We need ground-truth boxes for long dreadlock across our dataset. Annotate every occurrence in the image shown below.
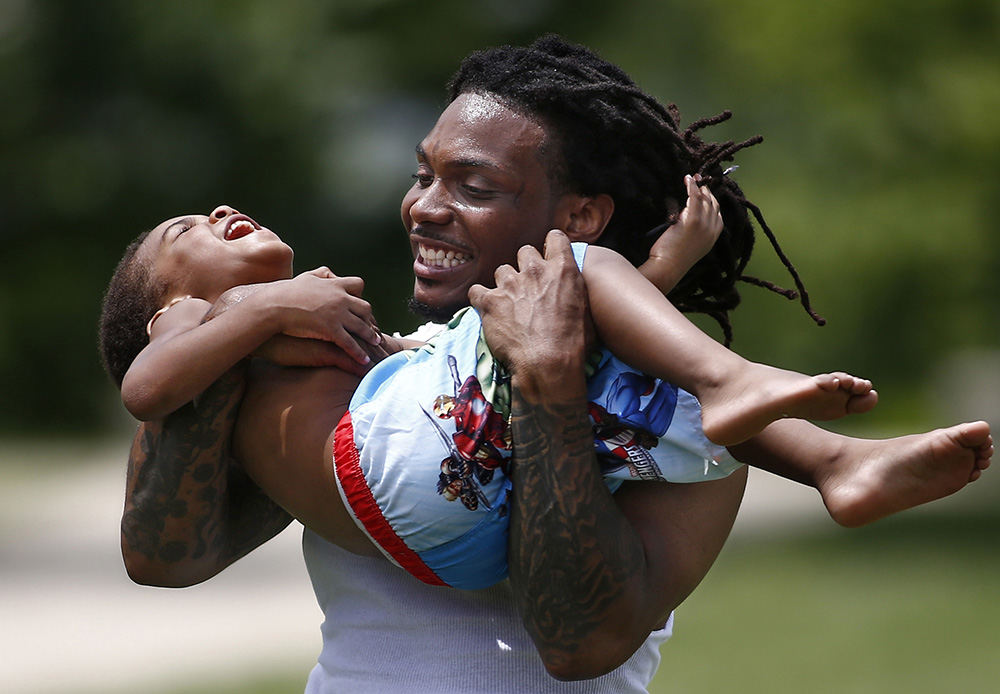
[448,34,823,344]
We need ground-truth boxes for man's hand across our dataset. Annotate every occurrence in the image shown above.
[468,230,591,402]
[470,228,746,680]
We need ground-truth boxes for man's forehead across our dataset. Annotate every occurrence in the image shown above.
[450,92,511,124]
[423,93,547,165]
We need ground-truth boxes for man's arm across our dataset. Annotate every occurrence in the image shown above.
[508,386,745,679]
[121,270,391,586]
[121,358,292,588]
[470,231,745,679]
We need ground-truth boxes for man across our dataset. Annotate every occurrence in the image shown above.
[123,36,749,692]
[121,36,989,692]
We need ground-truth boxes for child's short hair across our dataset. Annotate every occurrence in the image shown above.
[98,230,166,387]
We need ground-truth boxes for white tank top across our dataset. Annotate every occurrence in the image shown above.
[302,529,670,693]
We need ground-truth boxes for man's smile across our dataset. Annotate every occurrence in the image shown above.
[417,243,472,269]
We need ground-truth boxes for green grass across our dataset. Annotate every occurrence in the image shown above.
[652,511,1000,693]
[130,510,1000,694]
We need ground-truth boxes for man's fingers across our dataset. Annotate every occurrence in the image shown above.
[493,263,518,285]
[468,283,487,309]
[542,229,571,260]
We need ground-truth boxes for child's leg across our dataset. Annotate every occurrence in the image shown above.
[583,247,877,447]
[729,418,993,526]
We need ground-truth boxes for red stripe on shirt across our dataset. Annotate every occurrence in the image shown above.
[333,411,447,587]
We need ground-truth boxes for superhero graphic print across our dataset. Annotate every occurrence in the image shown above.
[424,355,512,511]
[588,370,677,480]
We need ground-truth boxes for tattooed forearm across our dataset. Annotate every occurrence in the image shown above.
[508,390,646,673]
[122,367,291,585]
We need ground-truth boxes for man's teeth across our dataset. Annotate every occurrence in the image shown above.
[420,244,470,268]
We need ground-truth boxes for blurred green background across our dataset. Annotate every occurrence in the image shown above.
[1,1,998,692]
[3,0,999,437]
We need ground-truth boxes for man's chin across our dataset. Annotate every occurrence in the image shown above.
[407,296,464,324]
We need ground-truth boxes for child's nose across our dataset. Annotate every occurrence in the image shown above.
[210,205,238,222]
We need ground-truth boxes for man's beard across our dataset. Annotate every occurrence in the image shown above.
[407,296,463,324]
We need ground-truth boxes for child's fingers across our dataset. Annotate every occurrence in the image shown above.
[302,268,366,298]
[337,276,366,297]
[328,326,373,365]
[330,307,381,347]
[684,175,710,213]
[307,266,336,279]
[684,173,723,233]
[350,315,383,346]
[685,174,700,200]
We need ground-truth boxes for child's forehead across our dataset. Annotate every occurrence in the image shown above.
[134,216,190,268]
[153,214,196,235]
[146,214,201,246]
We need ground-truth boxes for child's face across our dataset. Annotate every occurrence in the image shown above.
[144,205,294,304]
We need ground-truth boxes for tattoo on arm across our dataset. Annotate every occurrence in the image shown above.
[122,368,291,575]
[508,392,645,668]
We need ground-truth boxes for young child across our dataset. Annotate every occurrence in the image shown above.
[99,196,991,589]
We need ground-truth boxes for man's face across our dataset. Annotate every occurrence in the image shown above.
[401,93,570,318]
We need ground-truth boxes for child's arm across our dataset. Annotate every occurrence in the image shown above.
[638,174,722,294]
[584,244,730,386]
[583,241,877,448]
[122,268,379,421]
[240,315,424,369]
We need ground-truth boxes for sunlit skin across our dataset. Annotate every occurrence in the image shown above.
[129,110,992,561]
[114,40,996,687]
[401,93,584,320]
[122,204,380,423]
[142,205,294,307]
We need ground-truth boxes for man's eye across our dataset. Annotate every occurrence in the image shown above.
[462,184,494,198]
[411,173,433,187]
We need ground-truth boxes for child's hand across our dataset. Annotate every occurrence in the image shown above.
[641,174,723,294]
[265,267,383,366]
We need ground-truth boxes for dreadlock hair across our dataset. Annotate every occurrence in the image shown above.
[98,229,166,387]
[448,34,824,344]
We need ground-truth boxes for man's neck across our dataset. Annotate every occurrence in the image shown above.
[407,296,466,324]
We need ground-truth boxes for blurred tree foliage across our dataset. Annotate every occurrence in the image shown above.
[1,0,997,435]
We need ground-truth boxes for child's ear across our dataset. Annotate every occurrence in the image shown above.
[558,194,615,244]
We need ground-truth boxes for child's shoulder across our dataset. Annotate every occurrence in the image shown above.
[146,296,212,338]
[577,244,631,275]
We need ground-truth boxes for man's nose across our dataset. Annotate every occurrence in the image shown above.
[210,205,238,222]
[407,182,452,225]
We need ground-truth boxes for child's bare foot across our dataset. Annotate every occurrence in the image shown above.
[818,420,993,527]
[699,365,878,447]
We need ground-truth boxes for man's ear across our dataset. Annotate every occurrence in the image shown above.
[558,194,615,244]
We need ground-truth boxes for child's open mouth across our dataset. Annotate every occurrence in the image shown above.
[224,216,259,240]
